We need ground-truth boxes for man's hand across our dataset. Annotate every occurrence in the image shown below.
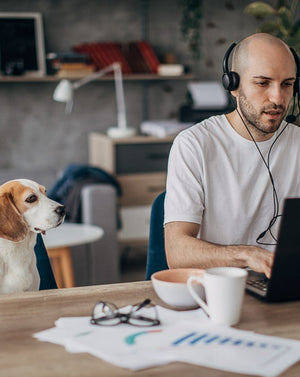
[243,246,275,278]
[165,222,275,278]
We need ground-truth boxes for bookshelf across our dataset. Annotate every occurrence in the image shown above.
[0,73,193,83]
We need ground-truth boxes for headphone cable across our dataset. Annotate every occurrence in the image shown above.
[235,107,289,245]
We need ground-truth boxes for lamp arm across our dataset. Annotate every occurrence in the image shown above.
[113,63,127,130]
[72,63,117,90]
[72,62,127,130]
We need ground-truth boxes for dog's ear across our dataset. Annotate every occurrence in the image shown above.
[0,192,28,242]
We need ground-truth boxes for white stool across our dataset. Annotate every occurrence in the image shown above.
[43,223,103,288]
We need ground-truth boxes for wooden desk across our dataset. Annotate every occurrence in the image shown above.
[1,282,299,377]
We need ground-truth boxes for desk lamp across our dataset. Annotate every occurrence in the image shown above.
[53,62,136,138]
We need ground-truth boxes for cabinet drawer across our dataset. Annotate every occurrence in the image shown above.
[118,173,166,206]
[115,142,172,174]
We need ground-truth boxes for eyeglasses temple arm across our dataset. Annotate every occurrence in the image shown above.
[133,298,151,312]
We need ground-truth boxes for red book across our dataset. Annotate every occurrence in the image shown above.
[119,42,151,73]
[73,42,132,74]
[137,41,160,73]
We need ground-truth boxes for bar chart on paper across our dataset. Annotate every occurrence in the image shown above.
[128,325,300,376]
[171,331,283,350]
[125,329,288,353]
[168,329,292,367]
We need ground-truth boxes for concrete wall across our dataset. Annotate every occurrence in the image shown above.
[0,0,269,170]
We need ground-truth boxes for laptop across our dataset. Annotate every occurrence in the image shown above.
[246,198,300,302]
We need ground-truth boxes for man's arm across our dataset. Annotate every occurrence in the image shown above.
[164,221,274,278]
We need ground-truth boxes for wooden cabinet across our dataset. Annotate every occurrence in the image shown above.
[88,133,174,243]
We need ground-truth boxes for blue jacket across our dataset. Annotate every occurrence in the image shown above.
[47,164,122,224]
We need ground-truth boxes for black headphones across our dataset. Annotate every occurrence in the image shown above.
[222,43,239,91]
[222,42,300,97]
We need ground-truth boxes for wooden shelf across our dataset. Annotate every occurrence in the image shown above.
[0,73,194,83]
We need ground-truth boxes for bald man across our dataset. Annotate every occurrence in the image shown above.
[164,33,300,278]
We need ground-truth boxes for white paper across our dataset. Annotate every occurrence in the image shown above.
[33,306,300,375]
[140,119,192,138]
[187,81,228,109]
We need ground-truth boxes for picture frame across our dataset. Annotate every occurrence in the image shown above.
[0,12,46,77]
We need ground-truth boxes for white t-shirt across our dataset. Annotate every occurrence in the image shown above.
[164,115,300,251]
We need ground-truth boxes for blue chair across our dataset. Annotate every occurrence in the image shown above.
[35,234,57,289]
[145,192,169,280]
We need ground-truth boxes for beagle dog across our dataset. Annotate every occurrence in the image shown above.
[0,179,65,294]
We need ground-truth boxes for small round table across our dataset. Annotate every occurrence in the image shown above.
[43,223,104,288]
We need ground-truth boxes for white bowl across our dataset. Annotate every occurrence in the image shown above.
[151,268,205,309]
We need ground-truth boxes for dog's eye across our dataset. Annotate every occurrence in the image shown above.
[25,194,38,203]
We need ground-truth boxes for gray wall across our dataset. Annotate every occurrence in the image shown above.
[0,0,269,171]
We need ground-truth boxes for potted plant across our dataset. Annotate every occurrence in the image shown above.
[178,0,203,60]
[244,1,300,54]
[245,1,300,125]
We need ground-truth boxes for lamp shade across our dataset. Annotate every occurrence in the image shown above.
[53,79,74,103]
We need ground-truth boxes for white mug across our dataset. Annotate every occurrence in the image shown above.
[187,267,248,326]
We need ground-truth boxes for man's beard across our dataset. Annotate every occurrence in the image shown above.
[238,90,286,137]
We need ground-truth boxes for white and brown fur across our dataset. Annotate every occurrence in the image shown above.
[0,179,65,294]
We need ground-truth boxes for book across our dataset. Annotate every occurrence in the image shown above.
[137,41,160,73]
[118,42,151,73]
[157,64,184,76]
[56,68,96,78]
[73,42,132,74]
[58,62,96,70]
[72,41,161,74]
[47,51,90,63]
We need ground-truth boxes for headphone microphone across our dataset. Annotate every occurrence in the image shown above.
[286,113,297,124]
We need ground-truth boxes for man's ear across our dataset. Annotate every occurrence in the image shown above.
[230,89,239,100]
[0,192,28,242]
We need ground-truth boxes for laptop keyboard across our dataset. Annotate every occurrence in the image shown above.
[247,278,269,291]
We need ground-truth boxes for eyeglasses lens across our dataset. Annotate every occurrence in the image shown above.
[128,301,160,326]
[92,302,120,325]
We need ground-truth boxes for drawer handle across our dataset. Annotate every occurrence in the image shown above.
[147,185,166,193]
[146,153,169,160]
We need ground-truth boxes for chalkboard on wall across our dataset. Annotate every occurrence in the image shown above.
[0,12,46,76]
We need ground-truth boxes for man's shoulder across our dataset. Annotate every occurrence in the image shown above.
[288,122,300,132]
[284,122,300,139]
[176,114,226,139]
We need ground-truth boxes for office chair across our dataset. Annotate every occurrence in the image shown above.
[145,191,169,280]
[35,234,57,289]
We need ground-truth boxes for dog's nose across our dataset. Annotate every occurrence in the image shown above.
[55,205,66,217]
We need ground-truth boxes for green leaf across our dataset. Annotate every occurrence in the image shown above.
[278,6,292,30]
[244,2,276,17]
[285,31,300,55]
[257,20,281,33]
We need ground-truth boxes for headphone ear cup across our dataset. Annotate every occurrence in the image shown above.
[222,73,231,91]
[222,71,240,91]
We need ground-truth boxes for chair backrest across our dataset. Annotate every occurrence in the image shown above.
[145,192,168,280]
[35,234,57,289]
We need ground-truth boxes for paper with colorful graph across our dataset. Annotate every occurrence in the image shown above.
[33,305,300,376]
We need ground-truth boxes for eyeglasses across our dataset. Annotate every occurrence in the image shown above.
[90,298,160,327]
